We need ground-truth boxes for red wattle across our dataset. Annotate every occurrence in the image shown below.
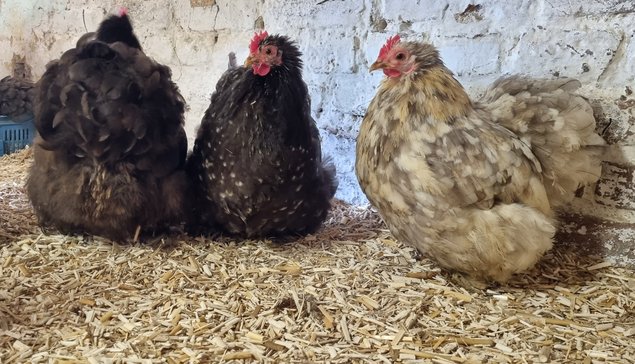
[253,63,271,76]
[383,68,401,78]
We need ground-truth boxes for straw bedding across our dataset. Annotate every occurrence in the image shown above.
[1,148,634,363]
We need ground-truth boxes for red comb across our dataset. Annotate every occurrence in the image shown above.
[118,7,128,16]
[249,31,269,54]
[378,35,401,60]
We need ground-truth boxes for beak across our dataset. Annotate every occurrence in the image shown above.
[369,60,386,72]
[244,54,254,67]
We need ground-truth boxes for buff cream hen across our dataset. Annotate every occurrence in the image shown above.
[356,35,605,282]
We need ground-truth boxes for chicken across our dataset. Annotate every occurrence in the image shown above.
[227,52,238,69]
[27,9,188,242]
[186,31,337,238]
[0,76,35,119]
[479,77,605,207]
[356,35,606,282]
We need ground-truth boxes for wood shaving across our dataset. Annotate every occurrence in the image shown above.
[1,149,634,363]
[0,147,38,243]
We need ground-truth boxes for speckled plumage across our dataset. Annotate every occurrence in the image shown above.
[186,34,337,238]
[27,12,188,241]
[356,39,605,282]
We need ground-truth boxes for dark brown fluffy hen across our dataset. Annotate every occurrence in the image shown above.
[27,10,188,242]
[186,32,337,238]
[0,76,35,119]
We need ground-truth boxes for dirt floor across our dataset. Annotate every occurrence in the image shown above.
[1,148,634,363]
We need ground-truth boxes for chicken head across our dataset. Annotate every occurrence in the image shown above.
[245,31,283,76]
[370,35,443,78]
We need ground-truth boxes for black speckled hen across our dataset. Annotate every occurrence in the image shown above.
[27,9,188,242]
[186,31,337,238]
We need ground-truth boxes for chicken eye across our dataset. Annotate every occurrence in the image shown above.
[395,52,405,61]
[265,48,272,55]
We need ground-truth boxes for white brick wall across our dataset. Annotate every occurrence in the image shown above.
[1,0,633,224]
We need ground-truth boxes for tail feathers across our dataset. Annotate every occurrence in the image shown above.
[96,12,142,50]
[228,52,238,69]
[480,76,606,206]
[430,204,555,282]
[321,155,338,199]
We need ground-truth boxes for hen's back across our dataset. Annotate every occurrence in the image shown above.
[35,40,185,171]
[480,76,606,206]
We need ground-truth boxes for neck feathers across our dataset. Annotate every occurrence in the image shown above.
[379,65,472,124]
[417,66,472,122]
[382,64,472,123]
